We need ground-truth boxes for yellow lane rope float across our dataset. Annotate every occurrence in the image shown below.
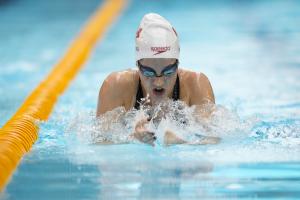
[0,0,127,190]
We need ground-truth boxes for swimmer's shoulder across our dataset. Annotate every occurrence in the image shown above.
[100,68,139,96]
[98,69,139,113]
[179,68,210,85]
[178,68,214,104]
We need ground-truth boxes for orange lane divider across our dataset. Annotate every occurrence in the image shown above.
[0,0,127,190]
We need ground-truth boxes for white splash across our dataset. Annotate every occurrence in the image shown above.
[37,100,300,165]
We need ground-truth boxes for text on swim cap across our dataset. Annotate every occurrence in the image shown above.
[151,46,171,55]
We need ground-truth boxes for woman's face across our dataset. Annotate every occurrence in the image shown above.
[138,58,178,105]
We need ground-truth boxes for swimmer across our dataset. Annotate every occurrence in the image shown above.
[96,13,219,146]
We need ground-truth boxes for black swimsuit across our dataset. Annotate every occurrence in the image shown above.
[134,75,180,110]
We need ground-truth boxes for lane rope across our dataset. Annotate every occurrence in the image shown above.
[0,0,127,190]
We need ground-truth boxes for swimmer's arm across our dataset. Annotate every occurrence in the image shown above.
[188,73,221,142]
[162,73,219,146]
[95,73,129,145]
[190,72,216,119]
[96,74,155,145]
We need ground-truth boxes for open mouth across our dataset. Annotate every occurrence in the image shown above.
[153,88,165,96]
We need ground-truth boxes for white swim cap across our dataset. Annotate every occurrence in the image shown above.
[135,13,180,61]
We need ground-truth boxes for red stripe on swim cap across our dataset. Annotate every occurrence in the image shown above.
[136,28,142,38]
[172,27,177,36]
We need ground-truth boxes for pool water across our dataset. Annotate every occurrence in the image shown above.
[1,0,300,199]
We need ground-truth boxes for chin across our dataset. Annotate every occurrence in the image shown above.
[150,95,168,105]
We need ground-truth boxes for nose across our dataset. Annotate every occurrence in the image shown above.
[153,76,164,87]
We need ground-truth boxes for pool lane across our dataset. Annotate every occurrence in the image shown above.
[0,0,100,127]
[3,0,300,199]
[0,0,127,191]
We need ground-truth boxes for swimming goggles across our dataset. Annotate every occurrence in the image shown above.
[138,60,178,78]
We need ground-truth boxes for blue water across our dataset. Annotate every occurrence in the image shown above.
[1,0,300,199]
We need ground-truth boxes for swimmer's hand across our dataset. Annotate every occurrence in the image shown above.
[164,130,186,146]
[189,134,220,145]
[133,118,156,146]
[164,130,220,146]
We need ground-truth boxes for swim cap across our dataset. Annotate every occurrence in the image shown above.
[135,13,180,61]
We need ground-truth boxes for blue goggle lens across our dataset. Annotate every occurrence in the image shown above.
[138,60,178,77]
[143,70,156,77]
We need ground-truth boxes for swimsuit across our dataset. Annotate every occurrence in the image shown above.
[134,75,180,109]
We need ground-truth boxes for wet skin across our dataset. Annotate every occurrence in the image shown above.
[97,58,216,145]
